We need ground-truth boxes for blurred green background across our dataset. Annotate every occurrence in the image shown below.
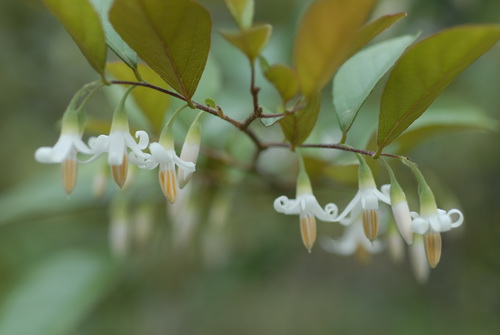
[1,0,500,334]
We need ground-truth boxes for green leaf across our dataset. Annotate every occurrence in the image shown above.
[220,24,272,62]
[279,92,321,148]
[0,250,118,335]
[347,12,407,58]
[377,25,500,153]
[43,0,107,77]
[88,0,137,71]
[333,34,418,139]
[293,0,376,97]
[264,64,299,103]
[392,104,498,154]
[107,62,171,134]
[225,0,254,30]
[110,0,212,101]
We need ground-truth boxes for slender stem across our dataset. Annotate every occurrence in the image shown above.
[264,142,404,159]
[250,62,261,117]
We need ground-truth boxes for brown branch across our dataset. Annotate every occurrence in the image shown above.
[110,80,407,160]
[263,142,405,160]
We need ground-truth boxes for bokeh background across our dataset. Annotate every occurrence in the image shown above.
[1,0,500,334]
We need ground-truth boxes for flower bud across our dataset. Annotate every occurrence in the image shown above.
[178,112,203,189]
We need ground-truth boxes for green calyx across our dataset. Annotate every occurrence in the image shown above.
[356,154,376,189]
[159,104,189,149]
[296,152,312,196]
[381,159,407,204]
[111,86,135,132]
[402,158,437,215]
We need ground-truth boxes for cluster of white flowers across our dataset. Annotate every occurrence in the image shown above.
[274,154,464,283]
[35,88,201,205]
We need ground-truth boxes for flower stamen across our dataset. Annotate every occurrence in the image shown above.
[300,215,317,253]
[111,154,128,188]
[62,158,77,195]
[424,229,442,268]
[362,209,378,242]
[159,169,178,203]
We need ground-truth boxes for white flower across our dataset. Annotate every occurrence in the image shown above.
[410,208,463,269]
[410,208,464,235]
[333,156,390,242]
[86,130,150,188]
[144,142,195,203]
[35,112,92,195]
[320,203,383,261]
[273,153,339,252]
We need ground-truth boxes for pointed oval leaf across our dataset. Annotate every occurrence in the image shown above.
[347,12,407,58]
[43,0,107,76]
[220,24,272,62]
[293,0,376,97]
[88,0,137,70]
[0,250,118,335]
[264,64,299,102]
[279,92,321,148]
[107,62,171,134]
[110,0,212,101]
[334,34,418,137]
[225,0,254,30]
[377,25,500,151]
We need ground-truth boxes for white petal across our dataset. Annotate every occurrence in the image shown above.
[333,191,362,223]
[50,134,73,162]
[35,147,55,163]
[108,132,126,165]
[135,130,150,149]
[428,215,442,232]
[373,188,391,205]
[361,188,379,210]
[273,196,301,215]
[448,209,464,228]
[173,154,196,173]
[149,142,171,163]
[380,184,391,197]
[128,151,151,168]
[436,213,452,232]
[81,135,109,164]
[412,217,429,235]
[69,134,92,155]
[125,132,147,159]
